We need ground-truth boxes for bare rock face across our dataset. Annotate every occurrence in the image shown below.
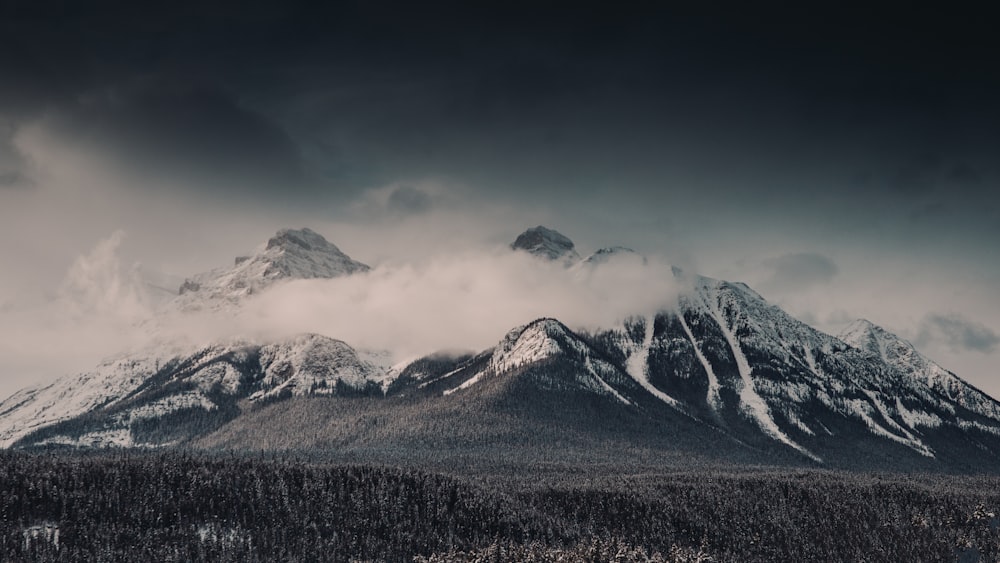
[511,226,581,264]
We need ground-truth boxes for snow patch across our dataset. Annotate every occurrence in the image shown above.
[443,370,485,396]
[584,356,632,406]
[894,398,943,430]
[120,392,218,422]
[22,523,59,551]
[625,316,681,408]
[37,428,135,448]
[677,311,721,410]
[785,411,815,436]
[840,397,935,457]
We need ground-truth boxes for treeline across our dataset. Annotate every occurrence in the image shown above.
[519,471,1000,562]
[2,451,1000,562]
[1,451,550,562]
[414,538,713,562]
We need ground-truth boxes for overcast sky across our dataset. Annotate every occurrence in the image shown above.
[1,2,998,398]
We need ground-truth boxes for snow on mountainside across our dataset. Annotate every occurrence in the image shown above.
[510,226,581,264]
[6,334,391,448]
[444,319,633,405]
[253,334,390,401]
[688,275,820,459]
[174,227,369,310]
[839,319,1000,421]
[679,273,1000,457]
[0,351,174,448]
[576,262,1000,462]
[681,274,940,457]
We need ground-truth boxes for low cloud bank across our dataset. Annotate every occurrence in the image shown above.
[0,232,155,393]
[229,248,676,360]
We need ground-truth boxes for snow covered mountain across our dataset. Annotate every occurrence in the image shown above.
[3,226,1000,471]
[601,272,995,463]
[3,334,390,448]
[0,227,375,447]
[175,227,369,310]
[404,265,1000,467]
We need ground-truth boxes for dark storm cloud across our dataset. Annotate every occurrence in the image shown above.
[0,1,316,201]
[761,253,838,293]
[2,0,1000,399]
[31,78,307,196]
[1,1,998,224]
[917,313,1000,354]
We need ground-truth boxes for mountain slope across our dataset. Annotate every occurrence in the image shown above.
[197,318,769,468]
[7,334,388,448]
[579,269,1000,469]
[0,352,170,448]
[839,318,1000,421]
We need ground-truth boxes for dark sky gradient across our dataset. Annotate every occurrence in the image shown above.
[1,1,998,394]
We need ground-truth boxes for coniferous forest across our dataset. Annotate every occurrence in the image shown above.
[2,450,999,562]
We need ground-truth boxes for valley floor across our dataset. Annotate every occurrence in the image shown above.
[2,450,999,562]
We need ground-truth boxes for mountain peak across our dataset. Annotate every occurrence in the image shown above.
[511,226,581,263]
[838,318,1000,420]
[838,318,929,373]
[838,318,889,355]
[265,227,331,252]
[255,227,370,280]
[176,227,369,307]
[475,318,574,376]
[846,317,879,331]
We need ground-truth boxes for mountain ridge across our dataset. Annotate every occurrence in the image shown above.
[2,226,999,472]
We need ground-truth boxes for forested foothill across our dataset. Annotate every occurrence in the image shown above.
[2,450,999,562]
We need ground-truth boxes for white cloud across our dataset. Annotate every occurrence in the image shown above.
[0,232,154,394]
[172,249,680,362]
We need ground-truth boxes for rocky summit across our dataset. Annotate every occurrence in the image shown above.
[174,227,369,310]
[510,225,581,264]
